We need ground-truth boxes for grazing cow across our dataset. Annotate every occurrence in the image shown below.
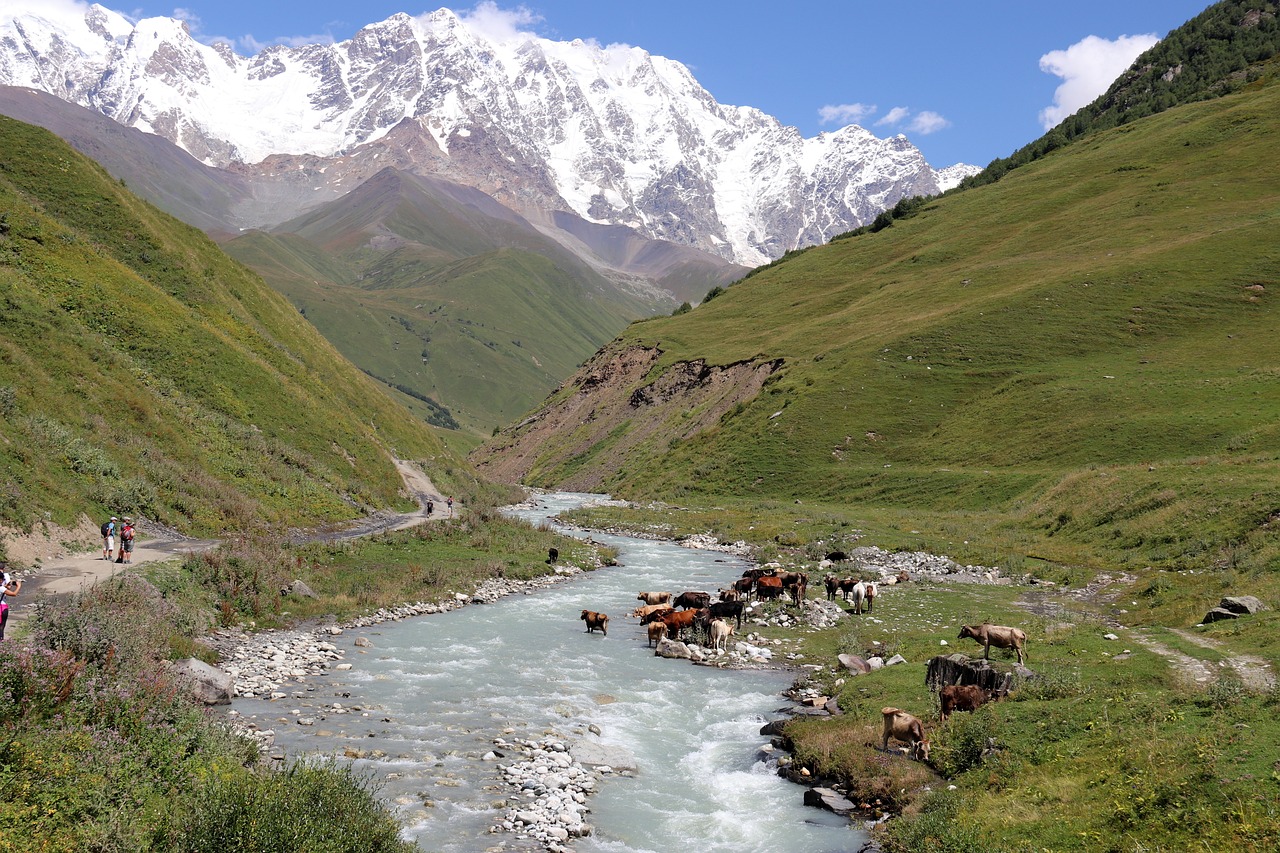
[646,620,668,648]
[786,575,808,607]
[547,547,559,564]
[848,580,867,614]
[633,603,673,621]
[732,576,755,597]
[659,609,699,642]
[637,591,672,606]
[881,707,930,761]
[580,610,609,636]
[825,551,849,563]
[637,605,674,624]
[718,588,740,602]
[824,574,840,601]
[709,618,735,652]
[755,576,785,600]
[958,624,1027,664]
[708,599,744,629]
[863,582,878,613]
[837,577,858,601]
[939,684,991,721]
[673,591,711,611]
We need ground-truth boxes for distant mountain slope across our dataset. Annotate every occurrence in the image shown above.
[0,6,975,266]
[0,114,449,536]
[472,59,1280,571]
[222,168,741,433]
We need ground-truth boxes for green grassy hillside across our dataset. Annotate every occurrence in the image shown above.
[475,60,1280,574]
[0,116,453,539]
[223,169,677,435]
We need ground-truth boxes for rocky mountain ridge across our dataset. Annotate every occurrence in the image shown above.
[0,5,978,266]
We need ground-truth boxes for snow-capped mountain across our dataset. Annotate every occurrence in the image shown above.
[0,5,978,266]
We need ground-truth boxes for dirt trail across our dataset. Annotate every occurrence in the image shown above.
[5,458,452,627]
[1014,571,1275,692]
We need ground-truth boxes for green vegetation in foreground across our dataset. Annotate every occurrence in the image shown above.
[483,55,1280,577]
[0,511,601,850]
[0,116,457,538]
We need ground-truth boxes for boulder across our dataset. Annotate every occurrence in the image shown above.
[926,653,1016,698]
[838,654,870,675]
[283,579,319,599]
[1220,596,1267,615]
[655,638,692,659]
[170,658,234,705]
[569,741,637,772]
[804,786,856,816]
[1201,607,1239,624]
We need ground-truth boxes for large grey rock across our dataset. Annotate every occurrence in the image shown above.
[838,654,870,674]
[283,579,319,599]
[1201,607,1239,624]
[1220,596,1267,615]
[569,741,637,772]
[655,638,692,659]
[170,658,234,705]
[804,786,856,815]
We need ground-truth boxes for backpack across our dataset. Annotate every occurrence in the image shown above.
[122,525,134,541]
[101,521,112,536]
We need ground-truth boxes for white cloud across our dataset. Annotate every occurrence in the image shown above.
[1038,33,1160,129]
[5,0,94,25]
[457,1,541,44]
[875,106,911,128]
[818,103,876,126]
[908,110,950,135]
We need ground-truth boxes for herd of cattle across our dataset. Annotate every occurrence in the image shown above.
[578,558,1030,765]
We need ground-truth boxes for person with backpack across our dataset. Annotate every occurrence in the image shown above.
[120,517,136,564]
[101,516,117,560]
[0,565,21,641]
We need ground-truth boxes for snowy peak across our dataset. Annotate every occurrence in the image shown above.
[0,6,980,265]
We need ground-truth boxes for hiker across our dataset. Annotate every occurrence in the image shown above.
[120,517,136,564]
[0,566,20,641]
[447,496,454,516]
[426,499,434,516]
[101,516,117,560]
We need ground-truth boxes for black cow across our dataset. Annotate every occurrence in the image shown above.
[673,591,711,611]
[708,599,744,629]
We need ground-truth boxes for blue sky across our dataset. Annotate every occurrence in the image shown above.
[114,0,1214,168]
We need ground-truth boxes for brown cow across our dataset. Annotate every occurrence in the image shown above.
[939,684,990,721]
[755,576,785,600]
[660,609,699,641]
[646,620,668,648]
[637,605,675,624]
[580,610,609,636]
[863,581,878,613]
[637,591,672,606]
[673,591,712,611]
[824,574,840,601]
[732,576,755,597]
[958,624,1027,664]
[881,707,929,761]
[718,588,741,602]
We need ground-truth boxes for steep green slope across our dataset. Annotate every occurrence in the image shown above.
[474,61,1280,572]
[224,169,666,434]
[0,116,450,537]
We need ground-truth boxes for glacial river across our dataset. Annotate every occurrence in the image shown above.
[232,493,864,851]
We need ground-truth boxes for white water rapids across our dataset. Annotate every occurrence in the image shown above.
[230,493,864,851]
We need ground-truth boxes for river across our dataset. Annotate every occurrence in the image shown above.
[231,492,864,851]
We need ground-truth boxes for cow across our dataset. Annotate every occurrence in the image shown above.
[837,577,859,601]
[633,603,673,621]
[580,610,609,636]
[881,707,930,761]
[732,576,755,597]
[673,591,711,611]
[958,624,1027,664]
[659,609,699,642]
[547,547,559,564]
[636,591,672,606]
[755,576,785,600]
[825,551,849,563]
[939,684,991,721]
[863,581,878,613]
[708,599,744,629]
[848,580,867,614]
[646,620,668,648]
[709,619,735,652]
[785,575,808,607]
[637,605,675,624]
[824,574,840,601]
[718,588,741,602]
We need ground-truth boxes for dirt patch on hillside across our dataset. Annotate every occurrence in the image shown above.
[1,515,102,567]
[471,344,782,489]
